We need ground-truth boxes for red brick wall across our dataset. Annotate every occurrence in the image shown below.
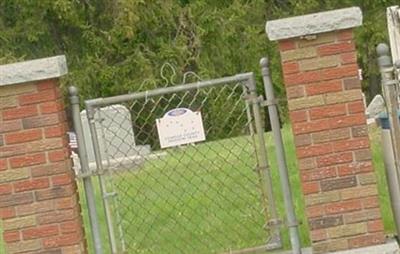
[0,79,87,253]
[278,30,385,253]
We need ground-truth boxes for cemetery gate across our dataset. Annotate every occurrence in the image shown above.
[70,62,300,254]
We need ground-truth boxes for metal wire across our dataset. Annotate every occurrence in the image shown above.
[84,71,276,253]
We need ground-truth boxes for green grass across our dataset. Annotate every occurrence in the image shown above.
[79,124,395,253]
[0,124,395,253]
[370,126,396,234]
[81,133,275,253]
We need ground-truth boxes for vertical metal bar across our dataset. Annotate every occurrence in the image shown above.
[260,58,302,254]
[97,109,126,252]
[98,114,126,252]
[85,104,118,254]
[68,86,103,254]
[377,43,400,237]
[380,125,400,236]
[115,193,127,252]
[99,175,118,253]
[243,86,255,135]
[387,6,400,66]
[246,74,282,249]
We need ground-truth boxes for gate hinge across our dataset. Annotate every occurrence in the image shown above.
[76,169,98,179]
[103,192,117,199]
[255,165,270,172]
[265,218,301,230]
[280,218,302,228]
[242,94,262,104]
[265,219,283,228]
[242,94,278,107]
[76,171,92,179]
[260,98,279,107]
[383,79,399,86]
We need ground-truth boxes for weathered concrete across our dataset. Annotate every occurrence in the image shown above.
[327,239,399,254]
[266,7,362,41]
[0,55,67,86]
[275,239,399,254]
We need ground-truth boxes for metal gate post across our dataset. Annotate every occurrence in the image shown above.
[260,58,302,254]
[246,74,282,249]
[85,103,119,254]
[377,43,400,238]
[68,86,103,254]
[96,111,127,253]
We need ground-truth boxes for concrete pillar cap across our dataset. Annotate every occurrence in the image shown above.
[0,55,68,87]
[266,7,362,41]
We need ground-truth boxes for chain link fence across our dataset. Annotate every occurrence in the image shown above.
[74,71,281,254]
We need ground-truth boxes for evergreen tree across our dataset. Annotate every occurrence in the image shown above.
[0,0,398,112]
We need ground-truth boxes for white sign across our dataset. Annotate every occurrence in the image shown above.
[156,108,206,148]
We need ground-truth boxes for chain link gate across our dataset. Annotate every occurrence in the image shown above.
[71,71,289,254]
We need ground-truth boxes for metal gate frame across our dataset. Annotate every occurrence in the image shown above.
[387,5,400,65]
[69,59,301,254]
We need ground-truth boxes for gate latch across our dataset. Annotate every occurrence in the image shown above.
[243,95,278,107]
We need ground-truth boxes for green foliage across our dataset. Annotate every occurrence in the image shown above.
[0,0,398,111]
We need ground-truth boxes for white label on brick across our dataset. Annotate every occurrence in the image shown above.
[156,108,205,148]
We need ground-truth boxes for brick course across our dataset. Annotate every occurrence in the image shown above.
[278,30,384,253]
[0,78,87,253]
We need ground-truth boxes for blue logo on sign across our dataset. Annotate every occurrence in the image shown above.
[167,108,187,117]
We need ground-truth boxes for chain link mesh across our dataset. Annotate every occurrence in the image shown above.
[88,79,272,254]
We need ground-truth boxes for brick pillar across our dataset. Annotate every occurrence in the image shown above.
[0,56,87,253]
[266,7,385,253]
